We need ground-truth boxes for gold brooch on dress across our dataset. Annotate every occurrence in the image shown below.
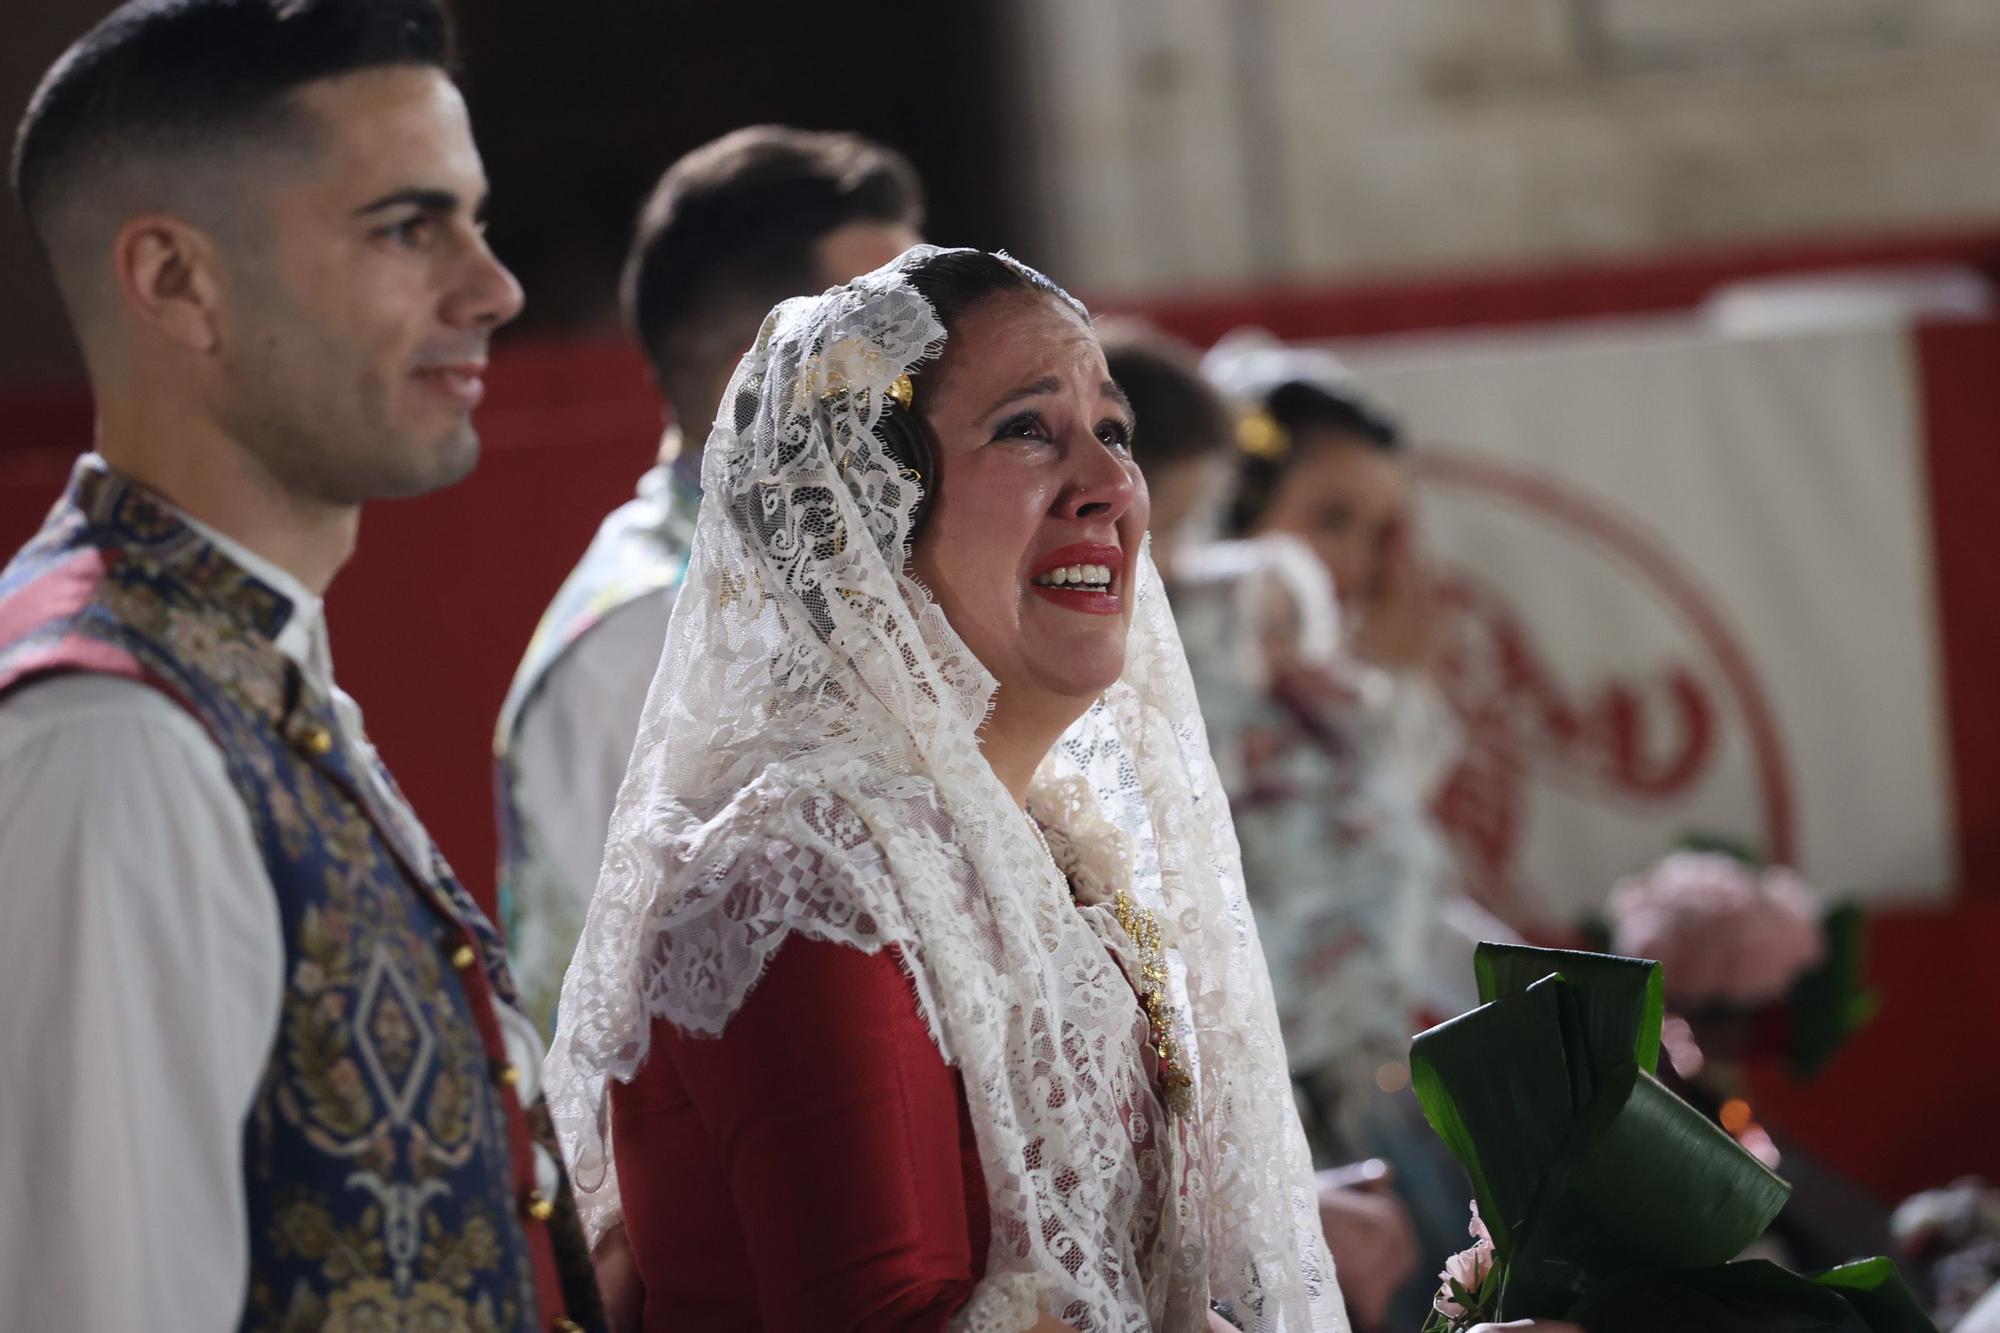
[1110,887,1196,1117]
[1027,782,1196,1119]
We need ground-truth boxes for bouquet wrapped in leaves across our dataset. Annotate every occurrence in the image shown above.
[1413,942,1933,1332]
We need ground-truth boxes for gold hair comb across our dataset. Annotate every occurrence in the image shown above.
[819,371,914,411]
[1236,409,1290,461]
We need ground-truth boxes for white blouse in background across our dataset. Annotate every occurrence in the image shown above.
[511,590,672,910]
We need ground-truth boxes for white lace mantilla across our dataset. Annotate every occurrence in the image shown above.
[543,247,1347,1332]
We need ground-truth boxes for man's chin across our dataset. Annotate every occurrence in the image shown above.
[429,424,482,490]
[372,425,481,500]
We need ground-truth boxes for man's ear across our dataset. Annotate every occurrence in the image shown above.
[112,213,228,354]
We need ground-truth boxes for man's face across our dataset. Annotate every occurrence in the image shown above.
[212,65,524,505]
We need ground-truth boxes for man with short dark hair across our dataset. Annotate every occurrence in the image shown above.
[495,125,923,1031]
[0,2,601,1327]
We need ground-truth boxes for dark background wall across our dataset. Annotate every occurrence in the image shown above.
[0,0,100,387]
[451,1,1021,333]
[0,0,1018,389]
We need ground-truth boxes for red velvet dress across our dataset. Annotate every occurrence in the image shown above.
[610,937,991,1332]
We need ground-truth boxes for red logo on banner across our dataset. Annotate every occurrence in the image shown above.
[1415,450,1795,925]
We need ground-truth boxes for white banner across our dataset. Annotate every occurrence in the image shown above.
[1337,317,1955,923]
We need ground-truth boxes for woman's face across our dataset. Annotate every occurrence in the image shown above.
[1253,427,1407,604]
[911,291,1148,717]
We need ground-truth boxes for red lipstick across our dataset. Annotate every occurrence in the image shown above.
[1028,541,1125,616]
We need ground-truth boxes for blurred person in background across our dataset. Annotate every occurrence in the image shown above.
[1104,322,1418,1328]
[1203,329,1462,825]
[495,126,923,1036]
[1107,321,1506,1329]
[0,1,602,1327]
[1201,330,1510,1012]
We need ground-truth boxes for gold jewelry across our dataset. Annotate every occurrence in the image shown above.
[1236,409,1290,461]
[1027,806,1194,1118]
[1109,886,1196,1116]
[819,370,914,411]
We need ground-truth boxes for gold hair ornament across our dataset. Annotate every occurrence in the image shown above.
[1236,409,1290,462]
[817,371,914,411]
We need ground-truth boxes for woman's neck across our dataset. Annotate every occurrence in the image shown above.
[978,689,1092,808]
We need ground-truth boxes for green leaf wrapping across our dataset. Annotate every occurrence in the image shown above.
[1569,1260,1873,1331]
[1409,978,1578,1252]
[1813,1258,1936,1331]
[1411,944,1934,1331]
[1503,1067,1790,1311]
[1565,1258,1934,1332]
[1475,943,1666,1086]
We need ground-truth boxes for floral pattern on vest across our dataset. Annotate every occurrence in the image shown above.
[0,459,602,1333]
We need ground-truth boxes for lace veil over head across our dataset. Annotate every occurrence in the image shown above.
[543,246,1346,1332]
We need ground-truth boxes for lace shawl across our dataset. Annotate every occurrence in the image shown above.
[543,247,1347,1332]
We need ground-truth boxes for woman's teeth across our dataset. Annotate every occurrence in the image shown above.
[1033,563,1114,589]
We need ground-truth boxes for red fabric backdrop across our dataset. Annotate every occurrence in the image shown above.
[4,226,1996,1203]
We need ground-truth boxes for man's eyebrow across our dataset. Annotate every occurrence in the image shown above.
[351,187,488,220]
[1103,379,1134,416]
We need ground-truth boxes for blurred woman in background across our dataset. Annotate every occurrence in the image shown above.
[1107,322,1510,1329]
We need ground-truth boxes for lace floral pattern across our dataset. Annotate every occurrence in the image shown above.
[542,248,1346,1332]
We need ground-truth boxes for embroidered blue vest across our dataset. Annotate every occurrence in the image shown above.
[0,460,601,1332]
[493,449,697,1033]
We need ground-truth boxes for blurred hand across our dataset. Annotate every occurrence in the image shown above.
[1270,658,1364,724]
[1316,1170,1419,1330]
[591,1222,643,1333]
[1315,1158,1394,1194]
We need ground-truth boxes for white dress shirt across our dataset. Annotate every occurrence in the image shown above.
[511,589,673,905]
[0,508,551,1327]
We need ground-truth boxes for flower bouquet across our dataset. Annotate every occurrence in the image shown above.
[1605,845,1877,1080]
[1413,942,1932,1332]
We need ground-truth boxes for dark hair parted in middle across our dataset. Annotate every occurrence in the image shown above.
[1227,378,1402,537]
[12,0,451,238]
[623,126,925,386]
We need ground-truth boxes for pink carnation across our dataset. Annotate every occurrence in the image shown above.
[1608,852,1825,1009]
[1434,1200,1496,1319]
